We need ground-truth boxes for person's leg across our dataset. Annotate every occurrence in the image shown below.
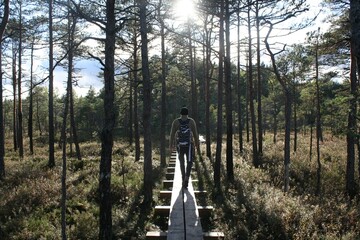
[178,146,186,182]
[184,145,194,188]
[186,144,195,175]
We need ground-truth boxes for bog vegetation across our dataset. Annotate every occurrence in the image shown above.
[0,134,359,239]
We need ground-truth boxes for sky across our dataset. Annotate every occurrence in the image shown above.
[3,0,334,100]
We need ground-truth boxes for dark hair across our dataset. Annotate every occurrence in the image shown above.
[180,107,188,115]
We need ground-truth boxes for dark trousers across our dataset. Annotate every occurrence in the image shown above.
[177,144,195,181]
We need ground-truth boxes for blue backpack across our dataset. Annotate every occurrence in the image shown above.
[178,119,191,146]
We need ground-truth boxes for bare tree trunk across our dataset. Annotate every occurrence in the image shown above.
[346,51,357,198]
[61,43,71,240]
[36,96,42,136]
[28,42,35,155]
[159,1,167,167]
[12,46,17,152]
[237,9,243,154]
[139,0,153,205]
[265,21,292,192]
[215,0,224,191]
[348,0,360,198]
[0,0,9,180]
[133,24,140,162]
[48,0,55,168]
[70,87,81,161]
[67,16,82,163]
[129,71,133,145]
[315,34,322,196]
[293,81,297,152]
[309,120,313,162]
[225,0,233,181]
[247,1,259,167]
[284,90,292,192]
[204,15,213,160]
[99,0,116,238]
[18,2,24,158]
[256,0,263,157]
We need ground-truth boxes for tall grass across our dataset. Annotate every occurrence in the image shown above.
[197,132,360,240]
[1,133,359,239]
[0,140,163,239]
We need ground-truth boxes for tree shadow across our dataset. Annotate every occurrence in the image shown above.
[113,162,166,239]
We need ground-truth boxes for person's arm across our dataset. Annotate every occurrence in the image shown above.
[169,119,178,153]
[190,119,201,155]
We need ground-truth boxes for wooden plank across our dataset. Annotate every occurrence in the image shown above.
[166,172,174,180]
[145,231,167,240]
[203,232,225,239]
[159,190,207,199]
[167,167,175,173]
[167,152,203,240]
[163,180,173,189]
[155,205,213,218]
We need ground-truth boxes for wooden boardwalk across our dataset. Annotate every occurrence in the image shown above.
[146,152,224,240]
[167,151,203,239]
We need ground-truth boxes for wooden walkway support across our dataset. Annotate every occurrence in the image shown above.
[146,152,224,239]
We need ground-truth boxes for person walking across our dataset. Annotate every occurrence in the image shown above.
[169,107,201,188]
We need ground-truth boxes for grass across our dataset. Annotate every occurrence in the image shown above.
[0,133,359,239]
[199,133,360,240]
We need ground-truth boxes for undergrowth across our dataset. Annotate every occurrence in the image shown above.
[1,133,359,239]
[196,133,360,240]
[0,140,164,240]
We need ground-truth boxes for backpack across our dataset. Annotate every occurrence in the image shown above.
[177,118,191,146]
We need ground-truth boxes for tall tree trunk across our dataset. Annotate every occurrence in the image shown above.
[28,41,35,155]
[224,0,233,181]
[0,0,9,180]
[205,17,213,160]
[70,85,81,161]
[214,0,224,191]
[129,73,133,145]
[61,53,71,240]
[293,81,297,152]
[36,96,42,136]
[265,21,292,192]
[315,35,322,196]
[99,0,116,238]
[237,8,243,154]
[346,0,359,198]
[132,21,140,162]
[346,51,357,198]
[256,0,263,156]
[273,103,277,144]
[139,0,153,205]
[68,16,82,163]
[309,120,313,162]
[48,0,55,168]
[284,90,292,192]
[247,1,259,167]
[12,46,17,152]
[159,1,166,167]
[18,2,24,158]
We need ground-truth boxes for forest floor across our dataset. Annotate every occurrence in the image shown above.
[0,133,359,239]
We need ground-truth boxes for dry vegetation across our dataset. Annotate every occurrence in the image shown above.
[0,132,359,239]
[199,132,360,239]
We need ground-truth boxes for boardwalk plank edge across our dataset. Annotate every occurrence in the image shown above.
[155,205,214,217]
[145,231,225,239]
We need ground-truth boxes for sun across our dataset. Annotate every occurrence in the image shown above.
[173,0,197,22]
